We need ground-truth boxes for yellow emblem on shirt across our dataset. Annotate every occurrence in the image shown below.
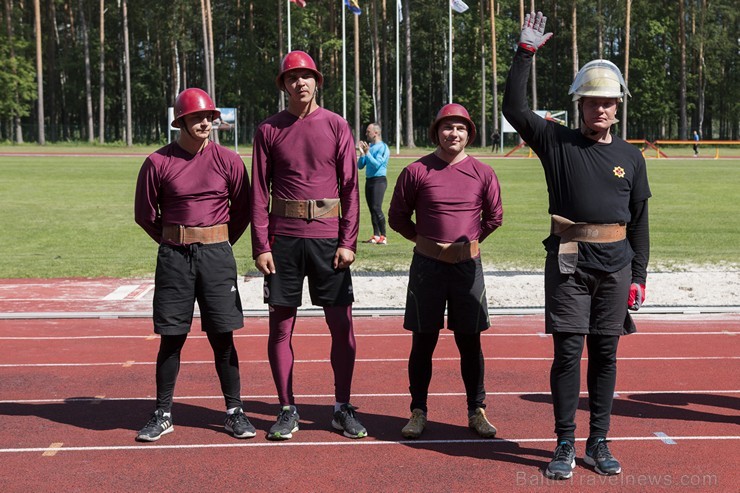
[613,166,625,178]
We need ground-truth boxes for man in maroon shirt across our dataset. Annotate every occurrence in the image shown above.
[251,51,365,440]
[134,88,253,442]
[388,103,503,440]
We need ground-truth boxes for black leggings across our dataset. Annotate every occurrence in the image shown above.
[365,176,387,237]
[550,332,620,442]
[155,332,243,412]
[408,331,486,414]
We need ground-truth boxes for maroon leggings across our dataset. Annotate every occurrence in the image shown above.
[268,305,356,405]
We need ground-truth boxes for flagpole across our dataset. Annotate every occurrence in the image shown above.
[287,0,291,52]
[396,0,400,154]
[448,1,453,103]
[342,0,347,119]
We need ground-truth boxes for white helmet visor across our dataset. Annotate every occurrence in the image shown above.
[569,60,631,101]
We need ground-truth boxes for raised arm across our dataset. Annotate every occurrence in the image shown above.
[502,12,553,143]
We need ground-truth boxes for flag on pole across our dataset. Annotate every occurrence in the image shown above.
[450,0,468,13]
[345,0,361,15]
[398,0,403,22]
[290,0,306,7]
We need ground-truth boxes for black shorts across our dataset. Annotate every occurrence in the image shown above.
[544,255,631,336]
[403,253,490,334]
[153,242,244,335]
[264,235,354,307]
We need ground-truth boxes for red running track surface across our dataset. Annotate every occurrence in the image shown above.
[1,310,739,492]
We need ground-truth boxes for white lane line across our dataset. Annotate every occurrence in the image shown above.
[102,285,140,301]
[133,284,155,300]
[654,432,677,444]
[2,355,739,368]
[2,435,739,454]
[3,389,739,405]
[41,442,64,456]
[0,331,737,341]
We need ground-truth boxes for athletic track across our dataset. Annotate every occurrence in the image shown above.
[0,278,738,492]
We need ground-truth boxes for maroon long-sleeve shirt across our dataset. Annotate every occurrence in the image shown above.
[388,153,503,245]
[134,141,250,245]
[250,107,360,258]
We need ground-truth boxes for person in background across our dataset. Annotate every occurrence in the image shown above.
[389,103,503,441]
[503,12,651,480]
[491,129,501,153]
[134,87,254,442]
[693,130,700,157]
[251,50,367,441]
[358,123,390,245]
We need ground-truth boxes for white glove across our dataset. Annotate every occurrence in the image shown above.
[519,11,553,53]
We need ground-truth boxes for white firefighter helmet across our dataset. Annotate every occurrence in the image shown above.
[569,59,631,102]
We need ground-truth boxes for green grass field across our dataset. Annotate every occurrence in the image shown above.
[1,145,738,278]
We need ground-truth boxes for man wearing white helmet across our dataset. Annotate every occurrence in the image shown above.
[503,12,651,480]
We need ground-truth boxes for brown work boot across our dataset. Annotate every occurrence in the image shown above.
[401,408,427,439]
[468,408,497,438]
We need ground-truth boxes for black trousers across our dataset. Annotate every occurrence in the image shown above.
[408,331,486,414]
[550,332,620,442]
[365,176,387,237]
[155,331,243,412]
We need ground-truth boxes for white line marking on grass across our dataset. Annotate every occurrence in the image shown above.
[102,285,140,300]
[654,432,677,444]
[2,435,739,454]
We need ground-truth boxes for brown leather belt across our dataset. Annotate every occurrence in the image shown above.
[271,197,340,219]
[551,215,626,274]
[161,224,229,245]
[414,235,479,264]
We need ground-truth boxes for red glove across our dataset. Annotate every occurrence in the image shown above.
[628,283,646,311]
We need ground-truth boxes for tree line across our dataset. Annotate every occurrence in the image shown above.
[1,0,737,147]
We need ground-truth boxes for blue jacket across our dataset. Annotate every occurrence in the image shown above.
[358,141,390,178]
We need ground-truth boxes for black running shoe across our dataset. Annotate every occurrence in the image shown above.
[584,438,622,475]
[545,440,576,480]
[224,408,257,439]
[267,405,299,440]
[136,409,174,442]
[331,403,368,438]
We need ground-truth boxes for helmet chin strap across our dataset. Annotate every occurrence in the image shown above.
[180,120,195,139]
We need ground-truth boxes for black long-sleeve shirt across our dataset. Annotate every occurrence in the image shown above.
[503,48,650,283]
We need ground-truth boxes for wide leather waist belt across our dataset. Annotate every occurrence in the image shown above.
[161,224,229,245]
[271,197,340,219]
[551,214,627,274]
[414,235,479,264]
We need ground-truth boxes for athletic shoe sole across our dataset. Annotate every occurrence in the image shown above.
[135,425,174,442]
[331,419,367,439]
[225,424,256,439]
[267,425,298,441]
[544,459,575,480]
[583,455,622,475]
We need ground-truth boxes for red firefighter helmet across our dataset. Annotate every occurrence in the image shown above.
[428,103,476,145]
[171,88,220,128]
[275,50,324,90]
